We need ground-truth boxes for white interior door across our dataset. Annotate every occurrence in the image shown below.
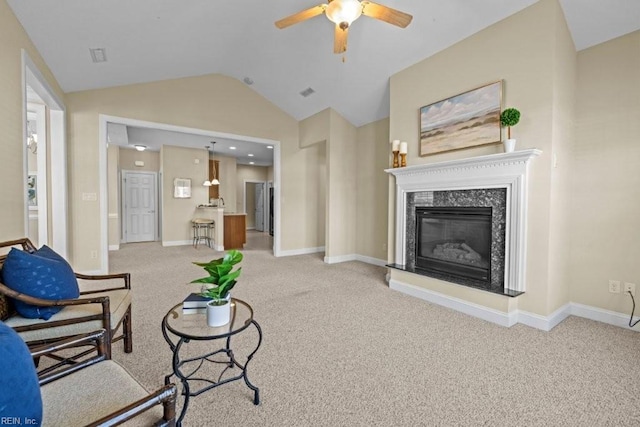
[255,183,265,232]
[123,171,157,243]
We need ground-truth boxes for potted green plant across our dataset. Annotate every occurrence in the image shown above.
[190,250,243,326]
[500,107,521,153]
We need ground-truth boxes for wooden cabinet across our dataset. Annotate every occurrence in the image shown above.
[224,214,246,249]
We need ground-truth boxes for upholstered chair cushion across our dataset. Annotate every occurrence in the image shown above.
[41,360,162,427]
[5,288,131,342]
[0,321,43,423]
[2,247,80,320]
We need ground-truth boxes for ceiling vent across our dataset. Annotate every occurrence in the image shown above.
[299,87,315,97]
[89,48,107,63]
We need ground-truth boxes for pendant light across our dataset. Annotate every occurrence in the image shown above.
[203,142,220,186]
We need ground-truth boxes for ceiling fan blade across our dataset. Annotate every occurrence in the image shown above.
[334,24,348,54]
[361,1,413,28]
[275,5,327,29]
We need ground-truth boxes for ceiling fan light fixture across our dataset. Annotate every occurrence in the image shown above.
[326,0,362,26]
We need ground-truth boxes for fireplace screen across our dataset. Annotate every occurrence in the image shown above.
[416,207,492,282]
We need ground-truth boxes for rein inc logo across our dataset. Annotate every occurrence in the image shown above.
[0,418,37,425]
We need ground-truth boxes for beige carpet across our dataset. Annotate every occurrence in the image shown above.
[109,232,640,426]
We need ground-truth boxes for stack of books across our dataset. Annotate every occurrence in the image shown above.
[182,293,212,314]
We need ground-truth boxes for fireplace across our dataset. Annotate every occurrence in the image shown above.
[386,150,541,296]
[416,207,492,283]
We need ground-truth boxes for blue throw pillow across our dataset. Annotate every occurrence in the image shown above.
[2,247,79,320]
[0,321,43,423]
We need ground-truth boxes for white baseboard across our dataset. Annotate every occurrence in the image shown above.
[324,254,357,264]
[277,246,325,257]
[389,279,638,332]
[517,304,571,331]
[390,279,517,327]
[571,302,640,331]
[354,254,388,267]
[108,245,120,251]
[162,240,192,247]
[323,253,387,267]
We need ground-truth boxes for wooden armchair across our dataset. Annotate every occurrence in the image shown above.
[35,329,176,426]
[0,238,132,360]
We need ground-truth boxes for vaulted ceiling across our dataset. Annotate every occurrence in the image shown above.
[8,0,640,127]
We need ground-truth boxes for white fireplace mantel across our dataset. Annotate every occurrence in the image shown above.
[386,149,542,293]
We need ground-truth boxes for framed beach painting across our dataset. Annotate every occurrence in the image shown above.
[419,81,502,156]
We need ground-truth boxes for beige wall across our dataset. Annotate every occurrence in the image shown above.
[356,118,390,261]
[546,4,577,313]
[326,109,357,259]
[300,109,330,148]
[0,0,64,241]
[388,0,569,316]
[571,30,640,322]
[160,145,208,243]
[119,147,160,172]
[107,145,120,247]
[299,112,329,250]
[66,74,301,269]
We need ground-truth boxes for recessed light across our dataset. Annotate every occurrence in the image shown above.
[229,146,236,150]
[267,145,273,149]
[249,162,255,165]
[248,154,254,157]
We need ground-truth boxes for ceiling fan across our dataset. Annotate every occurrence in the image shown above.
[275,0,412,54]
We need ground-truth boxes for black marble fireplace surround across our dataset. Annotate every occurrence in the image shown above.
[392,188,518,295]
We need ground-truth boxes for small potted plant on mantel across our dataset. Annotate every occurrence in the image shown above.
[190,250,243,327]
[500,107,521,153]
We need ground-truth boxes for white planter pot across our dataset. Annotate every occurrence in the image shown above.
[503,138,516,153]
[206,299,231,327]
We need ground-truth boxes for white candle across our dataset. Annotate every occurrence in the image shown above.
[399,141,408,154]
[392,139,400,151]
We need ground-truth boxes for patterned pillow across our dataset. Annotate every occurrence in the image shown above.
[2,247,79,320]
[0,320,43,423]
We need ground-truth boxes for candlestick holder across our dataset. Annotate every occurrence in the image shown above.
[392,150,400,168]
[400,153,407,167]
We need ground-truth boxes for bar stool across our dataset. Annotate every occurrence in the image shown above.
[192,218,215,248]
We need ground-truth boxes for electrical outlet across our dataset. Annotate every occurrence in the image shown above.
[90,250,98,259]
[609,280,621,294]
[624,282,636,296]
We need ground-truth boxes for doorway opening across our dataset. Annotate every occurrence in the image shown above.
[244,181,267,232]
[99,115,282,273]
[22,50,67,257]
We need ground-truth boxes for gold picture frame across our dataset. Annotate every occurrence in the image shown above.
[419,81,502,156]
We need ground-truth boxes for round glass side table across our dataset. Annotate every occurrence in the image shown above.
[161,298,262,426]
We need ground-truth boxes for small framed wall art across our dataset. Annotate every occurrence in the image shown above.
[419,80,502,156]
[173,178,191,198]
